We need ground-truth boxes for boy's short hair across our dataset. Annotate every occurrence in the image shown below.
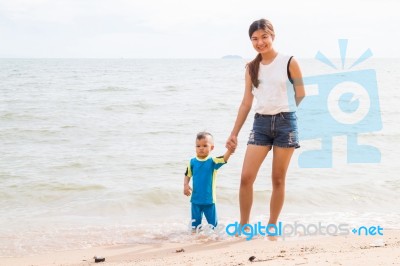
[196,131,214,143]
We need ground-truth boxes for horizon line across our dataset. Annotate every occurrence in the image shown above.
[0,56,398,60]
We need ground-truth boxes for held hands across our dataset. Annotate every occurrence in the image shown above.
[184,184,192,196]
[226,135,238,153]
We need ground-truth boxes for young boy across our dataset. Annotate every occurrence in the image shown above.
[184,131,233,231]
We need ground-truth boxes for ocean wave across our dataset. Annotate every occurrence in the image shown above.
[102,101,154,111]
[163,85,179,91]
[102,101,153,112]
[0,182,106,202]
[25,182,106,192]
[0,112,40,121]
[2,128,61,135]
[88,86,130,92]
[284,181,400,212]
[131,188,180,205]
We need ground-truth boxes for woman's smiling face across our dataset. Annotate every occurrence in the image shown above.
[250,29,274,54]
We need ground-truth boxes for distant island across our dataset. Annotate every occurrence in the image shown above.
[221,55,243,59]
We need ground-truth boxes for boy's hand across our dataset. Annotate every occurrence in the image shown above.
[184,184,192,196]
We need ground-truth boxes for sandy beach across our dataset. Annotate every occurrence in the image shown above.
[2,229,399,266]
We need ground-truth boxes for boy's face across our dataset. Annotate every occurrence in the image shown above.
[195,137,214,159]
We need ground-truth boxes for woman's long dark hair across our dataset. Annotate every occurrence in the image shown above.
[247,19,275,88]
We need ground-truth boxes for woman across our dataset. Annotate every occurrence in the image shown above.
[226,18,305,232]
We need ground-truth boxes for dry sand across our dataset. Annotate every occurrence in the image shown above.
[2,230,400,265]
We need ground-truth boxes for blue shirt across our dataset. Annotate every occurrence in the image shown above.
[185,156,226,205]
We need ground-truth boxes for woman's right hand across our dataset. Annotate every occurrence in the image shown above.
[226,135,238,153]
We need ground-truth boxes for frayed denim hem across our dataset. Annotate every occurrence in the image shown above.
[273,143,301,149]
[247,141,272,146]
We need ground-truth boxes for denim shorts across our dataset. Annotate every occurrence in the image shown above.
[247,112,300,148]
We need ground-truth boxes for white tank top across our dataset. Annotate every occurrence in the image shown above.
[252,53,297,115]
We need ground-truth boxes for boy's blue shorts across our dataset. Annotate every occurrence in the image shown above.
[191,203,217,229]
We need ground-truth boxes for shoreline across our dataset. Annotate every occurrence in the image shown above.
[2,230,399,266]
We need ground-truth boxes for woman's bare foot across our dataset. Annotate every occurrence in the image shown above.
[267,235,278,241]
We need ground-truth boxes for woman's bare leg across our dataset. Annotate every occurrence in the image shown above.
[239,144,271,226]
[268,146,295,226]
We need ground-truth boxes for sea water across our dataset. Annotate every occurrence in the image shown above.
[0,58,399,256]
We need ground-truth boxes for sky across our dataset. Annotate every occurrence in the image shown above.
[0,0,399,58]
